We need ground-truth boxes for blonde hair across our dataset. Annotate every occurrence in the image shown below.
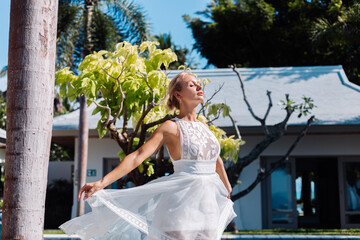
[167,72,192,110]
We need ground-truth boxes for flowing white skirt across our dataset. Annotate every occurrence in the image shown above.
[60,160,236,240]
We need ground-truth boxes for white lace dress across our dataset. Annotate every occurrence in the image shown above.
[60,118,236,240]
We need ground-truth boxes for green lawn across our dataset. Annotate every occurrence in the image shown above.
[45,228,360,235]
[44,229,65,234]
[224,228,360,235]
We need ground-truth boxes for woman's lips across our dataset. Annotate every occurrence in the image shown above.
[197,92,203,96]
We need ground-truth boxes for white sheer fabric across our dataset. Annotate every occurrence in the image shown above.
[175,118,220,161]
[60,118,236,240]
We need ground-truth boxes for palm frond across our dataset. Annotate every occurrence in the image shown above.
[90,8,121,52]
[342,3,360,42]
[56,0,83,70]
[104,0,150,44]
[153,33,173,50]
[0,66,7,78]
[311,3,360,47]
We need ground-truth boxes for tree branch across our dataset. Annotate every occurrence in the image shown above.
[107,123,128,152]
[98,57,127,126]
[262,90,273,134]
[93,100,111,128]
[137,114,176,149]
[122,102,128,139]
[263,90,273,121]
[227,107,294,186]
[111,81,125,124]
[142,72,156,104]
[230,116,315,201]
[197,83,224,118]
[207,105,224,125]
[231,65,262,123]
[144,113,176,129]
[229,113,241,139]
[154,71,170,106]
[128,103,154,153]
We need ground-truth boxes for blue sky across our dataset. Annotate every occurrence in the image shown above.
[0,0,211,90]
[134,0,210,67]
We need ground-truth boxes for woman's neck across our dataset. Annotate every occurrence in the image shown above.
[177,107,198,122]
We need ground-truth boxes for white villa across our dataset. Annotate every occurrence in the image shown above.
[52,65,360,230]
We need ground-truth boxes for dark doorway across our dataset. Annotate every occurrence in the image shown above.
[295,157,340,228]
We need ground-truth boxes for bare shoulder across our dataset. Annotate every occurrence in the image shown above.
[200,121,210,129]
[155,119,178,136]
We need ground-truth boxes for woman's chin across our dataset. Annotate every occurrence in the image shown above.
[197,97,204,103]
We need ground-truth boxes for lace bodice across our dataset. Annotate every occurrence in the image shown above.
[173,118,220,161]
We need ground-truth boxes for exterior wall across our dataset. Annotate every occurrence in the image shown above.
[72,137,121,217]
[232,132,360,230]
[232,158,262,230]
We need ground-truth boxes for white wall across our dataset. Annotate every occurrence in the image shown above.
[232,158,262,230]
[72,137,121,217]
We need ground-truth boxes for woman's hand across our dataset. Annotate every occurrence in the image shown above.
[227,187,232,199]
[78,181,105,201]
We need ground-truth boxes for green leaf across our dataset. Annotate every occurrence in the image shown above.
[146,165,154,176]
[91,80,96,97]
[222,105,230,117]
[96,120,108,139]
[60,84,67,98]
[81,77,90,88]
[117,150,126,161]
[67,85,77,102]
[92,106,101,115]
[138,163,144,173]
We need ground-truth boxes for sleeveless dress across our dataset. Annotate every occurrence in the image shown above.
[59,118,236,240]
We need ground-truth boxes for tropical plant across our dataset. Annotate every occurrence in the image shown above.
[56,0,149,71]
[311,2,360,84]
[0,66,7,78]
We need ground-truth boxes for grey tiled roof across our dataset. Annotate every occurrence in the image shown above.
[53,65,360,130]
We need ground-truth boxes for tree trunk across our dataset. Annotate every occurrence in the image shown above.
[77,95,88,216]
[76,2,93,216]
[2,0,58,239]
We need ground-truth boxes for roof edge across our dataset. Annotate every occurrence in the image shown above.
[168,65,345,77]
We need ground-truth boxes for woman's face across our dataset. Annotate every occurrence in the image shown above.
[176,75,204,105]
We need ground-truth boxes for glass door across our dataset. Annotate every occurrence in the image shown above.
[262,157,297,228]
[338,157,360,228]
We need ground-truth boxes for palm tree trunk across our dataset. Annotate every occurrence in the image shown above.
[2,0,58,239]
[77,95,88,216]
[76,1,93,216]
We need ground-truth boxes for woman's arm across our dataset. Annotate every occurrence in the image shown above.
[78,122,170,200]
[215,156,232,199]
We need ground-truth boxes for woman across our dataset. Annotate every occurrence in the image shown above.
[60,72,236,240]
